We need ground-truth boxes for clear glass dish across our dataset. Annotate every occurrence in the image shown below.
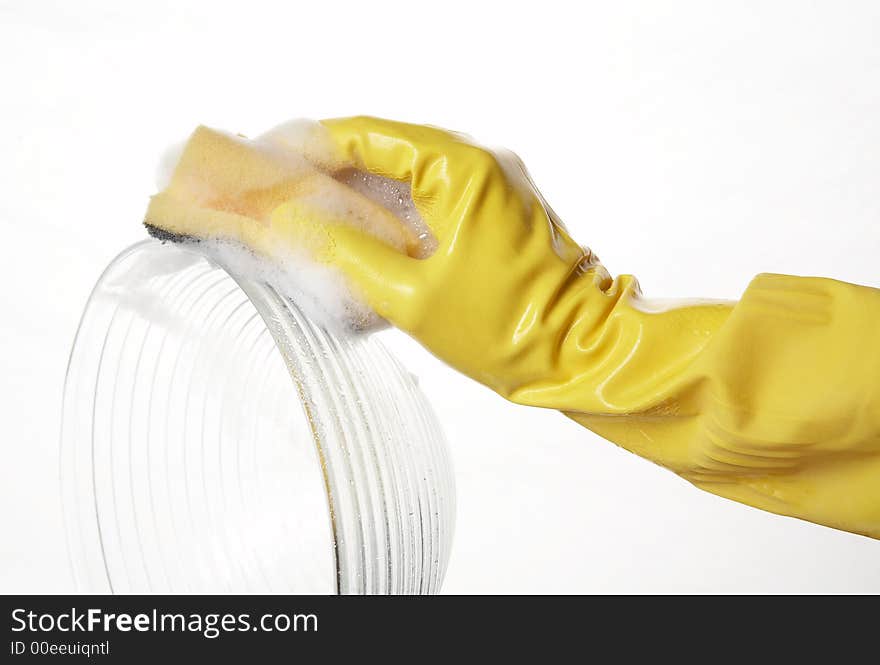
[60,239,455,594]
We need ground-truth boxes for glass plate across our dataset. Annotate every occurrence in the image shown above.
[60,239,455,594]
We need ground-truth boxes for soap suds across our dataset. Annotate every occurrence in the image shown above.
[195,236,380,332]
[334,168,437,258]
[259,119,343,172]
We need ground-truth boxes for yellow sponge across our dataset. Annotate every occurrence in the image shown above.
[145,125,421,263]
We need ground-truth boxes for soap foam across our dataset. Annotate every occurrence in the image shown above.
[197,237,381,333]
[259,119,343,171]
[335,168,437,258]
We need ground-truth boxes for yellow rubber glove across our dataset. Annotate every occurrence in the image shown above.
[145,117,880,539]
[315,117,880,540]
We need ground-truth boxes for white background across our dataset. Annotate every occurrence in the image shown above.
[1,0,878,593]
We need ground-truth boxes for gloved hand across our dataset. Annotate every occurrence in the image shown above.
[316,117,880,540]
[146,116,880,539]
